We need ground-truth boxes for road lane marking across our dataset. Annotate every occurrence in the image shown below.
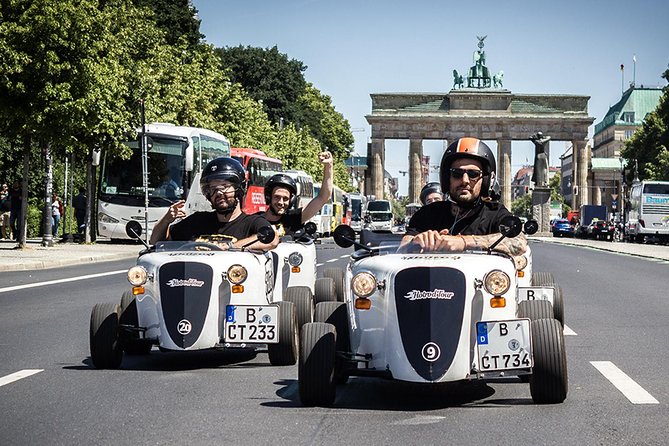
[591,361,659,404]
[339,254,350,259]
[563,324,577,336]
[326,259,339,263]
[0,369,44,388]
[316,263,324,267]
[0,270,126,294]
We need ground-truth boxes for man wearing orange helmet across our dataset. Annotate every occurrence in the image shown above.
[401,137,527,257]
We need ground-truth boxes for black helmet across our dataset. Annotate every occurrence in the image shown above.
[200,157,247,202]
[419,182,443,205]
[440,137,496,198]
[264,174,298,209]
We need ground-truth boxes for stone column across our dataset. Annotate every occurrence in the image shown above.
[408,139,423,203]
[573,139,588,209]
[496,139,512,207]
[368,138,385,199]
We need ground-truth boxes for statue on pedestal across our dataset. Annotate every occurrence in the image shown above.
[529,132,550,188]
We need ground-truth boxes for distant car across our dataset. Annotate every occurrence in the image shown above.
[551,219,574,237]
[587,220,612,241]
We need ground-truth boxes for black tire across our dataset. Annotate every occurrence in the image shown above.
[314,277,337,304]
[284,286,314,329]
[90,302,123,369]
[323,267,346,302]
[532,271,555,287]
[552,285,565,326]
[530,318,568,404]
[518,300,553,321]
[267,301,299,366]
[315,301,351,384]
[119,291,152,355]
[299,322,336,407]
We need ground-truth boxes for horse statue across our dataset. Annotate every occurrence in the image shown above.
[493,70,504,88]
[452,70,464,89]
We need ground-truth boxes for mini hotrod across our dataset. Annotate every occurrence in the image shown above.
[298,217,567,406]
[89,223,303,369]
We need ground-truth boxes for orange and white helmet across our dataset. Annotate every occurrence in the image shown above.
[439,137,496,198]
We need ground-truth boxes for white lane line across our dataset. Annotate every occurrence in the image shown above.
[339,254,350,259]
[591,361,659,404]
[563,324,577,336]
[326,259,339,263]
[316,263,324,267]
[0,270,126,294]
[0,369,44,388]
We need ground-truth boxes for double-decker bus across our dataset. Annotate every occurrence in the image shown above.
[231,147,283,214]
[626,180,669,244]
[97,123,230,241]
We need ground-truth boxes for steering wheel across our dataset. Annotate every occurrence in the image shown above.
[177,241,224,251]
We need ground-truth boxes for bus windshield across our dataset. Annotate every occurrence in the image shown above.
[99,136,187,206]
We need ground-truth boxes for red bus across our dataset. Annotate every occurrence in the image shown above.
[231,147,283,213]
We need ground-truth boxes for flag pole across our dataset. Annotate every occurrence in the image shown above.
[620,64,624,94]
[632,55,636,87]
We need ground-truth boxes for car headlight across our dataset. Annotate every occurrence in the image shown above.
[484,270,511,296]
[127,266,147,286]
[98,212,119,224]
[288,252,303,267]
[227,264,248,284]
[352,272,376,298]
[514,255,528,271]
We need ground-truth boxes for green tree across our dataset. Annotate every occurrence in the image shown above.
[621,68,669,181]
[133,0,202,48]
[511,194,532,219]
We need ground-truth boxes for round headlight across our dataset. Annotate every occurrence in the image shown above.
[352,272,376,298]
[514,254,528,271]
[227,264,248,284]
[127,266,147,286]
[288,252,303,267]
[484,270,511,296]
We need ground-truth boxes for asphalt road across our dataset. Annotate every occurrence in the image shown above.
[0,240,666,445]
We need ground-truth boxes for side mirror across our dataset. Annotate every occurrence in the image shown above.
[126,221,143,239]
[333,225,356,248]
[499,215,523,238]
[304,221,317,235]
[524,219,539,235]
[256,225,276,244]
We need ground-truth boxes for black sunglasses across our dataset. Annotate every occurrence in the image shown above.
[450,167,483,180]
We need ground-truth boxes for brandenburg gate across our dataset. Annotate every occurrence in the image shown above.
[364,37,594,210]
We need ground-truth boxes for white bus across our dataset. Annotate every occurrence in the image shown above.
[626,180,669,244]
[348,193,365,233]
[309,182,332,236]
[97,123,231,240]
[282,170,315,210]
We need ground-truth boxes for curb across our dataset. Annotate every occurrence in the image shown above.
[3,252,138,272]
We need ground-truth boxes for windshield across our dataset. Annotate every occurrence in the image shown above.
[351,198,361,220]
[367,201,391,212]
[100,136,187,206]
[370,212,392,221]
[644,184,669,195]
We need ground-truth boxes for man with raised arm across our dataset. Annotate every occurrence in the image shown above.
[150,157,278,251]
[400,137,527,257]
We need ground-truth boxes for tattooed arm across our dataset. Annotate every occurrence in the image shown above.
[461,232,528,257]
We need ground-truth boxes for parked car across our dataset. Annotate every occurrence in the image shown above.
[587,220,613,241]
[551,218,574,237]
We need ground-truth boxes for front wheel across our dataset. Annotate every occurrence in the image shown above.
[267,301,299,366]
[323,267,346,302]
[90,302,123,369]
[529,318,568,404]
[299,322,336,407]
[283,286,314,329]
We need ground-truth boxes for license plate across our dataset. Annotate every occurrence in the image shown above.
[224,305,279,344]
[477,319,533,372]
[517,286,554,305]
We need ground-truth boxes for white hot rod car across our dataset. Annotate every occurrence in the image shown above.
[89,221,314,369]
[298,216,568,406]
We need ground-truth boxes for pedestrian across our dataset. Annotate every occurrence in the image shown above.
[9,180,22,241]
[52,194,62,238]
[73,187,87,237]
[0,183,11,239]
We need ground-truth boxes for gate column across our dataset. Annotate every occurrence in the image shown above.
[496,139,512,207]
[573,139,588,209]
[409,139,423,203]
[367,138,385,199]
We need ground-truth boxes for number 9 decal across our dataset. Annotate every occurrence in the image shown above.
[421,342,441,362]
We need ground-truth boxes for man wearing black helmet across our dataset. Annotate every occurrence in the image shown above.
[419,182,444,205]
[401,137,526,257]
[260,150,333,235]
[149,157,278,250]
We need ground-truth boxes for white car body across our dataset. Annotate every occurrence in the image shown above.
[272,240,318,294]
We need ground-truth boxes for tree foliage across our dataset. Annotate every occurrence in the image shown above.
[621,69,669,181]
[133,0,202,48]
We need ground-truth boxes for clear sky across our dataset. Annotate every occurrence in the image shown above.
[192,0,669,195]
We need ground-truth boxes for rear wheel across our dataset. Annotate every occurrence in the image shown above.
[284,286,314,329]
[315,302,351,384]
[119,291,152,355]
[552,285,565,326]
[268,301,299,366]
[323,267,346,302]
[299,322,336,407]
[530,318,568,404]
[314,277,337,304]
[518,300,553,321]
[90,302,123,369]
[532,271,555,286]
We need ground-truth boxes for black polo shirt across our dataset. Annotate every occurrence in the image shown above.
[406,200,513,236]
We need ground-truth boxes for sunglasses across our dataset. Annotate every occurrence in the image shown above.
[450,167,483,180]
[204,185,235,196]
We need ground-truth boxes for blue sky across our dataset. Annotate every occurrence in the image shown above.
[192,0,669,195]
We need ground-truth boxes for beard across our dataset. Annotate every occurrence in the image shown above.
[211,196,237,215]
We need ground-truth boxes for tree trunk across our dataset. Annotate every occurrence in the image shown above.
[18,137,30,248]
[84,160,92,243]
[42,141,54,247]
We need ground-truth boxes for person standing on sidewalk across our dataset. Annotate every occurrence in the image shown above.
[73,187,87,238]
[52,194,62,238]
[9,180,22,241]
[0,183,11,239]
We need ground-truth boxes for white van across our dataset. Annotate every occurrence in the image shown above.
[365,199,393,232]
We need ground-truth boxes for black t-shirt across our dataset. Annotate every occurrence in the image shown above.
[406,200,513,236]
[169,212,271,242]
[257,208,304,236]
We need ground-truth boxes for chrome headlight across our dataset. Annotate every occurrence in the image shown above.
[226,264,248,284]
[127,266,147,286]
[514,254,528,271]
[288,252,303,267]
[484,270,511,296]
[352,272,376,298]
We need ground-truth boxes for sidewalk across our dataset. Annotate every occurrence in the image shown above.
[530,236,669,261]
[0,238,142,272]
